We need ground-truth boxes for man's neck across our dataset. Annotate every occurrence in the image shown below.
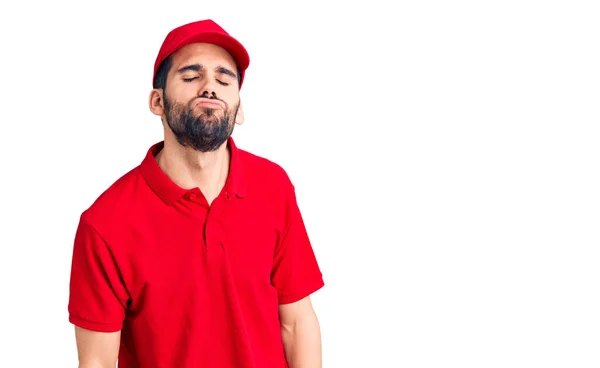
[156,136,230,205]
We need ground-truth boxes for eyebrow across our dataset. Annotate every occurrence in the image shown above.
[177,64,202,74]
[216,66,237,79]
[176,64,237,79]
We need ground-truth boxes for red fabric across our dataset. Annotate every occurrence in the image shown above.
[68,137,324,367]
[153,19,250,87]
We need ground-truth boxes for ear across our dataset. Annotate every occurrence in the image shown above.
[235,102,244,125]
[149,89,165,116]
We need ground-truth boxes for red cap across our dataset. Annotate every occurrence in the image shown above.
[153,19,250,88]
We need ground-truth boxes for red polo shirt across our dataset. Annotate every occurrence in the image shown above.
[68,137,324,367]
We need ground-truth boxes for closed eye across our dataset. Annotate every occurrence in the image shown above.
[217,79,229,86]
[183,77,198,82]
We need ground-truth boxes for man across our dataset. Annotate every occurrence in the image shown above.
[68,19,324,368]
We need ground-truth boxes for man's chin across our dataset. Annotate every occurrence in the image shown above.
[195,106,224,116]
[196,112,225,123]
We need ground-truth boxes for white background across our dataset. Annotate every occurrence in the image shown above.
[0,0,599,367]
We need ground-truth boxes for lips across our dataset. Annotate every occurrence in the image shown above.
[194,98,224,109]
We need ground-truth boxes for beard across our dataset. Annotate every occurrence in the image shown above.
[163,93,239,152]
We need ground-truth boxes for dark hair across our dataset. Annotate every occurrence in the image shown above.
[153,55,173,89]
[152,55,242,89]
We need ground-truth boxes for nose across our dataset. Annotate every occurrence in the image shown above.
[199,90,218,99]
[198,76,219,99]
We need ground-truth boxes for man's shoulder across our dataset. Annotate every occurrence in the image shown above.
[79,165,145,227]
[238,147,293,187]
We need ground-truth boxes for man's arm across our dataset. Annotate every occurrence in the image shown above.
[75,326,120,368]
[279,296,322,368]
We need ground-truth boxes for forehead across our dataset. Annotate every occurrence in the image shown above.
[170,43,237,71]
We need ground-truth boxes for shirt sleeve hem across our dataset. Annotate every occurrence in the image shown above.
[69,314,123,333]
[278,277,325,305]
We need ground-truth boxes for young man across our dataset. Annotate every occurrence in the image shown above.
[68,19,324,368]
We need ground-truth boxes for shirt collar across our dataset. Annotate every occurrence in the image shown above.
[139,136,247,205]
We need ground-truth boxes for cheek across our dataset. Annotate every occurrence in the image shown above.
[222,91,240,106]
[167,83,197,101]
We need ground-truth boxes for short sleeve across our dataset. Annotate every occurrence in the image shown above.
[68,217,128,332]
[271,182,324,304]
